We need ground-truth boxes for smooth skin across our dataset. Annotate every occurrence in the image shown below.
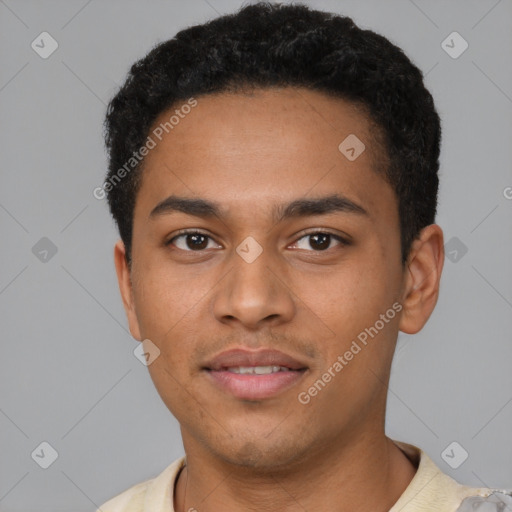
[114,87,444,512]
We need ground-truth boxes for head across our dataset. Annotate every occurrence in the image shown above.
[104,2,444,470]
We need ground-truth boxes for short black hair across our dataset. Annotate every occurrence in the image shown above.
[103,1,441,266]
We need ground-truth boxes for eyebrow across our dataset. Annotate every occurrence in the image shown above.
[149,193,368,223]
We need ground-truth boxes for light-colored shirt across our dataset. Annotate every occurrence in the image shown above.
[97,440,512,512]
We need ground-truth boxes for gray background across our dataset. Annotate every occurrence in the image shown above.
[1,0,511,510]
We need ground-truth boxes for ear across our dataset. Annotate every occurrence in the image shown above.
[398,224,444,334]
[114,240,142,341]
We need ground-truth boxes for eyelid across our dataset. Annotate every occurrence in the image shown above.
[165,228,222,247]
[290,229,351,251]
[294,227,352,243]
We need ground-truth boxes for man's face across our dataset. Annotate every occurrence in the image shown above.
[121,87,408,469]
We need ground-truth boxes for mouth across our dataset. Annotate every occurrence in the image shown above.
[216,365,300,374]
[203,348,309,400]
[204,367,308,400]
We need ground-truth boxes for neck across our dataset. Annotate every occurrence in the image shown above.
[173,433,417,512]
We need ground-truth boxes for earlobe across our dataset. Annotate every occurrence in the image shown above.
[113,240,142,341]
[398,224,444,334]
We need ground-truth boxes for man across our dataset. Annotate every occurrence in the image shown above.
[98,2,511,511]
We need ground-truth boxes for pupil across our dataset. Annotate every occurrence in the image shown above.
[187,234,208,250]
[310,233,330,251]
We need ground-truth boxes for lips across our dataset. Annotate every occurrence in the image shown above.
[203,348,309,400]
[204,348,308,372]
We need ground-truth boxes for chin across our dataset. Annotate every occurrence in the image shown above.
[212,437,308,471]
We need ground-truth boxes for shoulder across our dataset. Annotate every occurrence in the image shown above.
[98,479,150,512]
[390,440,512,512]
[97,456,186,512]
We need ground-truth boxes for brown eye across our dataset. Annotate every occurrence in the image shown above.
[292,232,347,251]
[308,233,331,251]
[167,231,220,251]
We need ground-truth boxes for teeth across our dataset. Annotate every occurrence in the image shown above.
[227,366,291,374]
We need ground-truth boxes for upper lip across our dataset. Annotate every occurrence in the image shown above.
[204,348,308,371]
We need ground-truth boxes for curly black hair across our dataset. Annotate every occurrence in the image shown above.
[103,1,441,266]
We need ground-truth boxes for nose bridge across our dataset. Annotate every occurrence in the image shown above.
[212,239,295,328]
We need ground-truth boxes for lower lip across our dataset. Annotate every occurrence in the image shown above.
[206,369,307,400]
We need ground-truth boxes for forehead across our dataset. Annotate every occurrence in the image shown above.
[135,87,393,221]
[145,87,383,164]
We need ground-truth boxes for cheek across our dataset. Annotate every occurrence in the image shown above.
[349,242,402,308]
[146,358,196,423]
[131,267,209,379]
[132,265,203,338]
[302,261,392,330]
[298,258,401,373]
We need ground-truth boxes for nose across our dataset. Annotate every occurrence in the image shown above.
[212,247,296,331]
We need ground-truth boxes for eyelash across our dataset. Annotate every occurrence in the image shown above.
[165,229,350,252]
